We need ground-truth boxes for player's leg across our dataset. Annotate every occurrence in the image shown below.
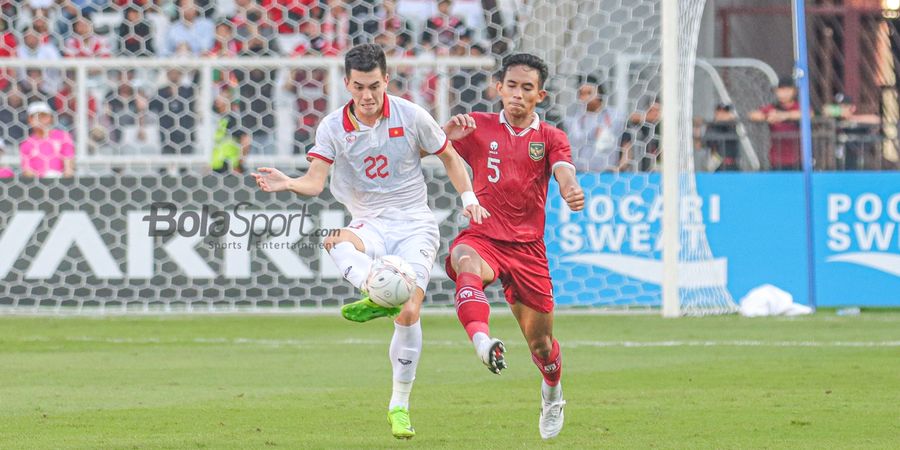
[325,221,399,322]
[382,221,437,439]
[323,228,372,290]
[447,235,506,374]
[506,241,565,439]
[510,302,566,439]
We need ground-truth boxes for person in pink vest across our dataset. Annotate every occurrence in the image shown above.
[19,101,75,178]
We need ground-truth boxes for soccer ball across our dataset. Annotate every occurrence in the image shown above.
[366,255,417,308]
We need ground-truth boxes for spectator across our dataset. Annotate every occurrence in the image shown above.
[0,13,16,90]
[53,69,99,131]
[0,85,29,149]
[749,76,802,170]
[397,0,437,40]
[293,20,339,56]
[20,101,75,178]
[321,0,351,54]
[262,0,318,34]
[702,103,740,171]
[16,27,61,93]
[0,147,13,177]
[162,1,215,57]
[149,69,195,154]
[229,0,268,35]
[449,0,485,41]
[624,97,660,171]
[284,43,328,153]
[825,93,882,170]
[565,78,628,172]
[58,1,109,35]
[364,0,414,51]
[421,0,468,54]
[18,69,54,105]
[118,6,155,56]
[210,92,247,173]
[63,15,111,58]
[103,71,152,153]
[237,9,279,56]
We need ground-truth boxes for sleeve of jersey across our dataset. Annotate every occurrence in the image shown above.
[549,128,576,173]
[414,104,450,155]
[306,123,335,165]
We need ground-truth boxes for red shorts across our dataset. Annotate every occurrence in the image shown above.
[445,228,554,313]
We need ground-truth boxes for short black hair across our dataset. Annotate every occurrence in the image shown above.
[344,43,387,78]
[499,53,549,89]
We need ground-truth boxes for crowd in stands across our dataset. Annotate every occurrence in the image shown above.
[0,0,509,176]
[0,1,895,178]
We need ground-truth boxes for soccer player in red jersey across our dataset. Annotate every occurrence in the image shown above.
[443,53,585,439]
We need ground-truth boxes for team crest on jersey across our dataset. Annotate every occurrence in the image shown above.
[529,142,545,161]
[345,134,357,144]
[490,141,499,151]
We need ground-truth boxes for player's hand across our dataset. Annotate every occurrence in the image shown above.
[443,114,477,141]
[463,204,491,224]
[252,167,291,193]
[562,184,585,211]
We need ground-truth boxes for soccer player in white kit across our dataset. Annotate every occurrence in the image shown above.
[252,44,489,440]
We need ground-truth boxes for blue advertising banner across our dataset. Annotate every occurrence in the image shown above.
[813,173,900,307]
[546,172,900,308]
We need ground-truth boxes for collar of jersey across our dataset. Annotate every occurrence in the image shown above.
[499,110,540,137]
[343,93,391,132]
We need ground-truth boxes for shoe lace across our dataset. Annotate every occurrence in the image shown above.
[543,400,566,418]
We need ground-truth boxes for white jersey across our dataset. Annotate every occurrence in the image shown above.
[307,94,449,221]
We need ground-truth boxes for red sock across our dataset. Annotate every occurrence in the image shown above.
[531,339,562,386]
[455,272,490,340]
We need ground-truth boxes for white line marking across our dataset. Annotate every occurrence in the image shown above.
[13,336,900,348]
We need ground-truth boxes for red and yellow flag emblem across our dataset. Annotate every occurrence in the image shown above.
[389,127,405,138]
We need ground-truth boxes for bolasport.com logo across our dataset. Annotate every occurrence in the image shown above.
[142,202,341,251]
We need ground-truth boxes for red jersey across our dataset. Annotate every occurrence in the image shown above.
[760,102,801,168]
[452,111,574,243]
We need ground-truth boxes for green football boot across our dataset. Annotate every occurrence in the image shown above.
[387,406,415,440]
[340,294,401,322]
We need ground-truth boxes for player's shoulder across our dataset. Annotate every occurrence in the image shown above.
[387,94,428,118]
[539,120,567,139]
[470,111,499,124]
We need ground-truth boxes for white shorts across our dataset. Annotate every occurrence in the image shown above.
[344,216,440,292]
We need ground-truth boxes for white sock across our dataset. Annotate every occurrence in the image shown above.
[389,320,422,410]
[472,331,490,352]
[329,241,373,290]
[542,380,563,403]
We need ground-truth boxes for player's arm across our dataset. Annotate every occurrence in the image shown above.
[252,159,329,196]
[435,142,490,224]
[554,164,584,211]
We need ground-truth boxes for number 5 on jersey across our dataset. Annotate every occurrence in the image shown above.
[487,157,500,183]
[364,155,389,179]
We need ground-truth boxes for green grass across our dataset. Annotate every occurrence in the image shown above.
[1,312,898,449]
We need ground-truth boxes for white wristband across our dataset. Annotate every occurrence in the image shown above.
[461,191,479,208]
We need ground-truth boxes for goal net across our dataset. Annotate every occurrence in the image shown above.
[0,0,742,315]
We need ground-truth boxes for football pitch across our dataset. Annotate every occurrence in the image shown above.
[1,312,898,449]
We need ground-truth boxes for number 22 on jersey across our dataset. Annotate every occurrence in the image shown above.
[364,155,389,179]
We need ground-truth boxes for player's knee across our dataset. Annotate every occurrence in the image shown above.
[323,231,354,252]
[527,335,553,359]
[451,245,481,273]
